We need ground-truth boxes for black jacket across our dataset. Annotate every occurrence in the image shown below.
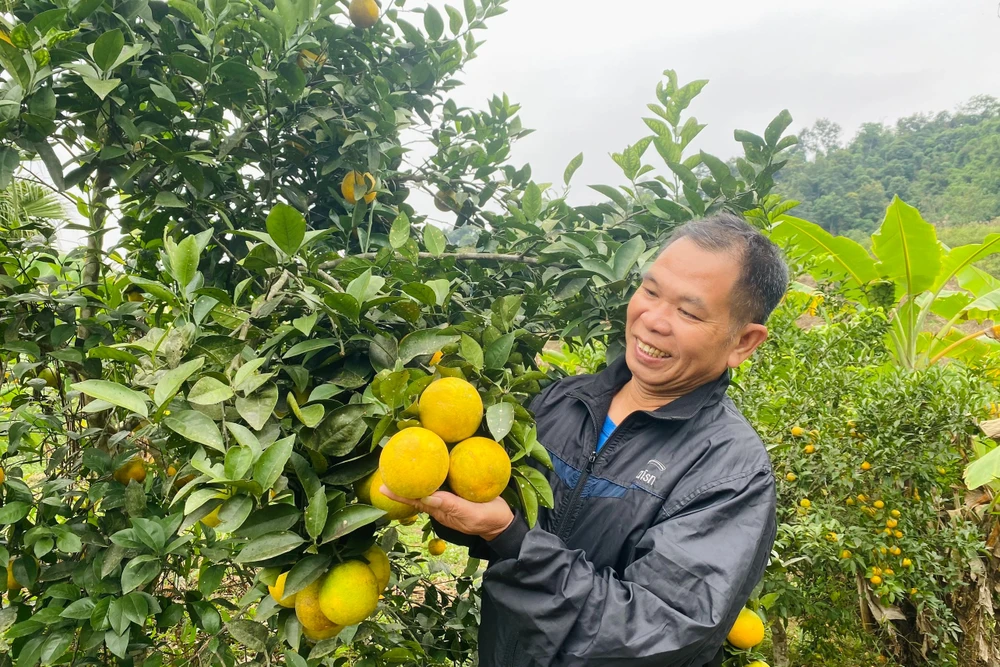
[438,357,777,667]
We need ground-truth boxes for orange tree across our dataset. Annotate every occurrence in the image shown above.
[0,0,800,663]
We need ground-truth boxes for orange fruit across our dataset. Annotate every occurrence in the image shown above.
[799,498,811,508]
[295,578,339,634]
[860,461,871,471]
[341,171,377,204]
[726,608,765,649]
[268,572,297,608]
[873,500,885,509]
[803,444,815,454]
[447,437,511,503]
[114,459,147,485]
[319,560,379,626]
[363,545,390,592]
[870,575,882,585]
[840,550,852,559]
[418,377,483,443]
[428,538,446,556]
[368,469,418,521]
[785,472,797,482]
[348,0,380,29]
[790,426,805,437]
[6,560,21,592]
[902,558,912,567]
[379,427,449,499]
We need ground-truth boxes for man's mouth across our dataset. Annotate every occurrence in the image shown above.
[636,339,669,359]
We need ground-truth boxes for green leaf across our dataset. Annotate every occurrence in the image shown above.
[648,199,692,222]
[464,0,476,21]
[612,237,645,281]
[235,532,305,564]
[253,435,294,491]
[121,555,160,594]
[515,474,538,527]
[282,554,332,598]
[578,258,617,282]
[224,446,254,480]
[163,410,225,452]
[305,486,328,541]
[398,330,460,365]
[424,5,444,39]
[60,598,97,620]
[91,29,124,72]
[389,211,411,249]
[423,224,447,256]
[154,191,186,208]
[288,393,325,428]
[105,629,129,659]
[266,203,305,256]
[236,384,279,431]
[563,152,584,186]
[769,215,879,292]
[486,402,514,441]
[733,129,766,149]
[764,109,793,147]
[80,76,120,100]
[71,380,148,418]
[517,466,554,508]
[347,269,385,304]
[485,332,515,369]
[522,183,542,221]
[233,505,300,540]
[965,445,1000,489]
[187,376,234,405]
[283,338,337,359]
[871,197,941,297]
[227,620,268,652]
[154,358,205,407]
[0,148,19,190]
[306,405,367,456]
[460,334,484,370]
[934,234,1000,292]
[589,184,629,210]
[321,505,384,542]
[0,502,29,524]
[0,41,30,90]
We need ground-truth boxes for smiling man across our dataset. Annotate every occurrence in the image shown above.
[382,213,789,667]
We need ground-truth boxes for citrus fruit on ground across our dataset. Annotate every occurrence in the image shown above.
[379,427,449,499]
[726,608,765,649]
[369,470,418,520]
[269,572,297,608]
[428,538,446,556]
[447,436,511,503]
[354,471,375,505]
[201,506,222,528]
[363,545,390,591]
[418,377,483,442]
[114,459,147,485]
[341,171,376,204]
[348,0,380,28]
[6,560,20,592]
[303,624,342,642]
[319,560,379,626]
[38,367,59,388]
[295,578,340,633]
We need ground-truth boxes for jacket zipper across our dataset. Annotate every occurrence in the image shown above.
[554,400,631,540]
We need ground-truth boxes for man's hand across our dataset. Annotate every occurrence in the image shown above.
[379,485,515,541]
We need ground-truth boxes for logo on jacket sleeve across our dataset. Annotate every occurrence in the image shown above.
[634,459,666,486]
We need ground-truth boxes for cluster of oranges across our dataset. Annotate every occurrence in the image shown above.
[356,377,512,522]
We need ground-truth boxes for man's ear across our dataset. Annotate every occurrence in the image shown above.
[727,324,768,369]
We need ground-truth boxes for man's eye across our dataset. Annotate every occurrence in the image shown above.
[644,287,656,297]
[680,309,699,320]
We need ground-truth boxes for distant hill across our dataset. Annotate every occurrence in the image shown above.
[774,95,1000,253]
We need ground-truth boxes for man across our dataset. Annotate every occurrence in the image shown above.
[382,213,788,666]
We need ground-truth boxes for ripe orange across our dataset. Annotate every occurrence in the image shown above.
[341,171,377,204]
[785,472,797,482]
[790,426,805,437]
[799,498,811,508]
[348,0,380,29]
[428,538,446,556]
[726,608,765,649]
[418,377,483,443]
[114,459,147,486]
[870,575,882,585]
[379,427,449,499]
[368,469,418,521]
[860,461,871,471]
[840,550,852,559]
[447,437,511,503]
[295,578,339,634]
[269,572,297,608]
[319,560,379,626]
[873,500,885,509]
[803,444,815,454]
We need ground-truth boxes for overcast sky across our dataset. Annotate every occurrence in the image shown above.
[440,0,1000,203]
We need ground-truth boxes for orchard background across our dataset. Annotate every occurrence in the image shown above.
[0,0,998,666]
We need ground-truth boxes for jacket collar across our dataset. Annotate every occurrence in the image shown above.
[570,354,731,421]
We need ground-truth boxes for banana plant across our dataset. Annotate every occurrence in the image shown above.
[770,196,1000,369]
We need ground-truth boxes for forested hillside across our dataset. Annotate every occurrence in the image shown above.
[775,95,1000,243]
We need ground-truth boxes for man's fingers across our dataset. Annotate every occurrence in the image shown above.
[379,485,420,507]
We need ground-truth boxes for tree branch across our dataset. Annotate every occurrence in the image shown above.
[319,251,549,269]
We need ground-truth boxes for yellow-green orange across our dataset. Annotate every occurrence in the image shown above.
[114,459,147,485]
[319,560,379,626]
[340,171,376,204]
[428,538,446,556]
[7,560,21,592]
[727,608,765,649]
[295,578,339,633]
[448,437,511,503]
[418,377,483,442]
[303,624,342,642]
[348,0,380,28]
[0,466,5,485]
[363,545,390,592]
[369,470,418,520]
[268,572,297,608]
[38,367,59,388]
[200,506,222,528]
[354,471,374,504]
[379,427,449,499]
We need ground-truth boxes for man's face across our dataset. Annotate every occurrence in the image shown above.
[625,237,753,395]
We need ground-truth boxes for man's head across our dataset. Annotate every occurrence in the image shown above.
[624,213,788,397]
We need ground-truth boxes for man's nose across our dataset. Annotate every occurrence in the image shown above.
[640,307,672,335]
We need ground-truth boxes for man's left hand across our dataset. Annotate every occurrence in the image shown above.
[379,485,515,541]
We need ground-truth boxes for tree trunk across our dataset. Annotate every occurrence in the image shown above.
[78,165,112,340]
[770,618,790,667]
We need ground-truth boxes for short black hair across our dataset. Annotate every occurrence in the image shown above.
[663,213,789,327]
